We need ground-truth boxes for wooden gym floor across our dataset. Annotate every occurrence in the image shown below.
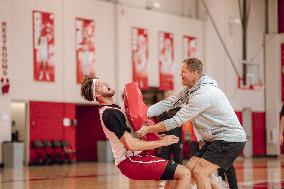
[1,157,284,189]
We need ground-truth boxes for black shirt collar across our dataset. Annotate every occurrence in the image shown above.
[100,104,121,109]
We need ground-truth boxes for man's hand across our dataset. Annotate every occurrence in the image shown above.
[136,125,149,137]
[159,135,179,146]
[280,135,284,145]
[145,119,155,125]
[136,121,168,137]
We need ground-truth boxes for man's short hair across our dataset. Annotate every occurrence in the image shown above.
[80,75,97,102]
[183,58,203,74]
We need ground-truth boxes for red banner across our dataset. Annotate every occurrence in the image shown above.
[131,27,148,90]
[1,21,9,95]
[182,35,197,59]
[33,11,55,82]
[281,44,284,101]
[75,18,96,84]
[158,32,174,90]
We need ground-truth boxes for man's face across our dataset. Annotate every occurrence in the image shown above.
[180,62,198,88]
[94,80,115,98]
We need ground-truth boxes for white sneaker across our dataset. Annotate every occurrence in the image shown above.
[159,180,166,189]
[189,184,197,189]
[221,180,229,188]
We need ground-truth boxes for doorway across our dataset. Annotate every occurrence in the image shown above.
[75,105,106,161]
[11,101,28,165]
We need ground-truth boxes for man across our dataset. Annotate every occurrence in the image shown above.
[80,75,191,189]
[137,58,246,189]
[157,107,183,165]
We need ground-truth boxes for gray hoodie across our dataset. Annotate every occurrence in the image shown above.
[147,75,246,142]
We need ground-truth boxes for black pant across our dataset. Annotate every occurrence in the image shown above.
[159,142,182,164]
[195,141,243,189]
[218,166,238,189]
[189,141,199,158]
[226,166,238,189]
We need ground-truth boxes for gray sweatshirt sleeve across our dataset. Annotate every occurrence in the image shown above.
[193,125,203,142]
[147,87,187,117]
[163,93,210,131]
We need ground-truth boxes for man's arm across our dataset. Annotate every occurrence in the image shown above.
[147,87,187,117]
[136,122,167,137]
[120,132,179,151]
[102,109,179,151]
[138,92,210,136]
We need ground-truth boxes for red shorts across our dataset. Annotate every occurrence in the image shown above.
[117,152,177,180]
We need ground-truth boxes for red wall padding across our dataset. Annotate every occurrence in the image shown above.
[236,111,266,156]
[235,111,244,156]
[63,103,76,149]
[30,101,76,162]
[279,0,284,33]
[252,112,266,156]
[75,105,106,161]
[235,111,243,124]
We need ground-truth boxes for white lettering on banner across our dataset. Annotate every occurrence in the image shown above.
[1,21,9,95]
[33,12,41,49]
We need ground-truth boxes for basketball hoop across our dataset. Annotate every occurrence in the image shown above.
[238,77,264,90]
[238,61,264,90]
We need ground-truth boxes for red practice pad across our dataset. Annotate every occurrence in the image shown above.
[124,82,159,141]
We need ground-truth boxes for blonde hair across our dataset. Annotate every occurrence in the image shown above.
[183,58,203,74]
